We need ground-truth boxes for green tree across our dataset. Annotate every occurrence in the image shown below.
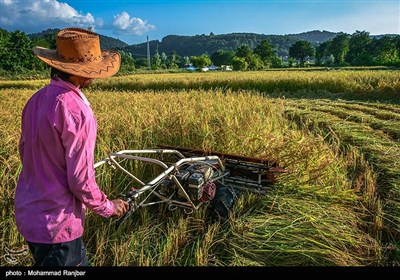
[270,55,283,68]
[253,40,279,67]
[328,33,350,65]
[370,36,399,66]
[246,53,263,70]
[232,56,248,71]
[152,48,161,69]
[254,40,274,59]
[397,36,400,53]
[325,54,335,66]
[287,57,295,68]
[120,50,135,72]
[346,31,372,65]
[235,44,263,70]
[396,36,400,66]
[161,52,168,69]
[42,33,57,49]
[0,29,11,70]
[135,57,148,68]
[315,41,330,66]
[168,51,180,69]
[235,44,252,59]
[6,31,34,71]
[190,54,212,69]
[289,40,315,67]
[210,50,235,66]
[31,37,50,49]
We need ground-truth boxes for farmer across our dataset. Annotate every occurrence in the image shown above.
[15,28,129,266]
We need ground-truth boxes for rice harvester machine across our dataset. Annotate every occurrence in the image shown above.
[94,145,285,228]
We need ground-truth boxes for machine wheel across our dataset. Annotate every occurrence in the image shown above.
[211,183,240,223]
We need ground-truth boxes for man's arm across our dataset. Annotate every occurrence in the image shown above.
[60,102,117,217]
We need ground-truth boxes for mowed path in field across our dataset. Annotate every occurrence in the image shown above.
[283,98,400,259]
[284,98,400,198]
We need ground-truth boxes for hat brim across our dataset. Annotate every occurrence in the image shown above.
[33,47,121,79]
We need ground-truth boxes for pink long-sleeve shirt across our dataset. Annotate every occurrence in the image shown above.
[15,78,114,244]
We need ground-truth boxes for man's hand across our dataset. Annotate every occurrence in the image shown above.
[111,199,129,218]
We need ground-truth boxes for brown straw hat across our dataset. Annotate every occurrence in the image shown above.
[33,28,121,78]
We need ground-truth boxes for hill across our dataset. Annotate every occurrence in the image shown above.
[122,30,339,58]
[27,29,398,60]
[28,28,129,50]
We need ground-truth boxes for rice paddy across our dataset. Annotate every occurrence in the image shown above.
[0,69,399,266]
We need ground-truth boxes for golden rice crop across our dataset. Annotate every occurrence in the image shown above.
[1,69,399,266]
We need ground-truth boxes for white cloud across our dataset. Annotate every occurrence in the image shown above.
[96,18,104,28]
[0,0,97,32]
[2,0,13,5]
[113,11,156,35]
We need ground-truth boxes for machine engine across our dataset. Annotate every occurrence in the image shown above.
[158,161,220,203]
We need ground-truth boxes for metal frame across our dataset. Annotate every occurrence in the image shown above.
[95,149,226,216]
[94,148,283,228]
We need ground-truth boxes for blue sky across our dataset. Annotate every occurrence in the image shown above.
[1,0,399,45]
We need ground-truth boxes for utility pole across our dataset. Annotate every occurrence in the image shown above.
[147,35,151,70]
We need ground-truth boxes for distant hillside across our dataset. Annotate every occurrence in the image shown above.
[370,34,399,39]
[28,28,129,50]
[28,28,60,39]
[28,29,397,60]
[286,30,339,44]
[123,30,339,58]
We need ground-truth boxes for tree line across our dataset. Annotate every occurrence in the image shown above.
[316,31,400,67]
[124,30,337,58]
[0,28,399,79]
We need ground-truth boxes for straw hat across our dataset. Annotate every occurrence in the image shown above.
[33,28,121,78]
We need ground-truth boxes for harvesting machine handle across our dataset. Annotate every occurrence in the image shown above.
[115,189,139,230]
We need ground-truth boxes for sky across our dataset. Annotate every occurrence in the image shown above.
[1,0,399,45]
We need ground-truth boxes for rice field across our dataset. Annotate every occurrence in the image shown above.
[0,69,399,266]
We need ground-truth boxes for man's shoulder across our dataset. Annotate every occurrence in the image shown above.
[52,86,84,106]
[55,88,94,121]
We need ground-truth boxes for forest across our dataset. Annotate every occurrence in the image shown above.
[0,28,399,79]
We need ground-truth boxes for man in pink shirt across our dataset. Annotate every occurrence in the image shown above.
[15,28,129,266]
